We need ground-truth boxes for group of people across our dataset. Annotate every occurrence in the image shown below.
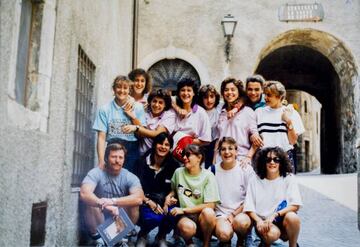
[80,68,305,247]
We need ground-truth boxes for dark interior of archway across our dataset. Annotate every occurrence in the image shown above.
[255,45,341,174]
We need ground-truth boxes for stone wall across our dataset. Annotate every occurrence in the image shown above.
[137,0,360,174]
[0,0,133,246]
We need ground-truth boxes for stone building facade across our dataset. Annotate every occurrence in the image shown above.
[287,90,321,172]
[0,0,359,246]
[136,0,360,175]
[0,0,134,246]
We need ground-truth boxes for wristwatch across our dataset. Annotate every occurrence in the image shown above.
[111,198,117,205]
[135,125,140,132]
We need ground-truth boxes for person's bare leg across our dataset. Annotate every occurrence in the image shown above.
[177,217,197,245]
[214,217,233,243]
[198,208,216,247]
[257,224,281,246]
[84,205,104,234]
[124,206,139,224]
[283,212,300,247]
[232,213,251,246]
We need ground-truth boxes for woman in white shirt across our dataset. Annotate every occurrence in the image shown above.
[244,147,302,247]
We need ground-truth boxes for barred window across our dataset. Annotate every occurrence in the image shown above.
[72,46,96,187]
[15,0,44,108]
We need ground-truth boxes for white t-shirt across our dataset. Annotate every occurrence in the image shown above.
[213,161,255,217]
[255,106,305,151]
[243,174,303,218]
[174,104,212,142]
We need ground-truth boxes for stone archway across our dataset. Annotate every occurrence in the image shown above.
[255,29,359,174]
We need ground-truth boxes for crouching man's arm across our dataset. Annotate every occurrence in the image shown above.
[110,186,144,207]
[80,183,111,208]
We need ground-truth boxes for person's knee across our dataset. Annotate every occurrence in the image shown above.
[283,212,301,229]
[216,228,233,242]
[215,219,233,242]
[260,226,280,244]
[125,206,140,224]
[199,207,216,223]
[178,219,196,239]
[233,213,251,233]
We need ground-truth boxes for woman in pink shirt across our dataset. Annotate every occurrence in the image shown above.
[215,78,258,165]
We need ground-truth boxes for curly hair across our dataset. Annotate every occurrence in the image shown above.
[128,68,152,95]
[220,77,248,109]
[147,89,172,112]
[253,146,292,179]
[176,78,199,108]
[198,84,220,109]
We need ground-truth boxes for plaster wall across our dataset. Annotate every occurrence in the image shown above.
[137,0,360,173]
[137,0,359,84]
[0,0,133,246]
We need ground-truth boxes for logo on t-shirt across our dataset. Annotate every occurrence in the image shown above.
[177,184,201,199]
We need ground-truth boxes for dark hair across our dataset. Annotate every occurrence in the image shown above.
[217,137,237,154]
[176,78,198,108]
[198,84,220,109]
[128,68,152,95]
[150,132,174,166]
[245,74,265,88]
[182,144,205,164]
[147,89,172,112]
[112,75,132,90]
[220,77,248,108]
[104,143,127,165]
[253,147,292,179]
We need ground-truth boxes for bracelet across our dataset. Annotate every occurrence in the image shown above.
[231,212,236,217]
[135,125,140,132]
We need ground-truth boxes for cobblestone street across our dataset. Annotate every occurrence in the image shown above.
[297,185,359,247]
[144,174,360,247]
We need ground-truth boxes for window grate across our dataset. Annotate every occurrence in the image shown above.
[72,46,95,187]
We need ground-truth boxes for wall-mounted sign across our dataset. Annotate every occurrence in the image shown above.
[279,3,324,22]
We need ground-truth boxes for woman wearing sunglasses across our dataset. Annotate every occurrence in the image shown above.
[122,89,176,155]
[244,147,302,247]
[165,144,220,247]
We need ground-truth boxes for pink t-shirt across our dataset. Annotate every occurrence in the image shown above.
[174,105,211,142]
[216,106,258,157]
[140,109,176,154]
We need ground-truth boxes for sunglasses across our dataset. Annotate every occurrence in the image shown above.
[182,151,193,158]
[266,157,281,164]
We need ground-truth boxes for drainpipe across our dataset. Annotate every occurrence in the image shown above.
[132,0,139,69]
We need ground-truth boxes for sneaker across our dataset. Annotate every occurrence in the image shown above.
[135,236,147,247]
[95,236,106,247]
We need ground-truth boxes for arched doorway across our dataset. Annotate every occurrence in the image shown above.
[148,58,201,94]
[255,29,359,174]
